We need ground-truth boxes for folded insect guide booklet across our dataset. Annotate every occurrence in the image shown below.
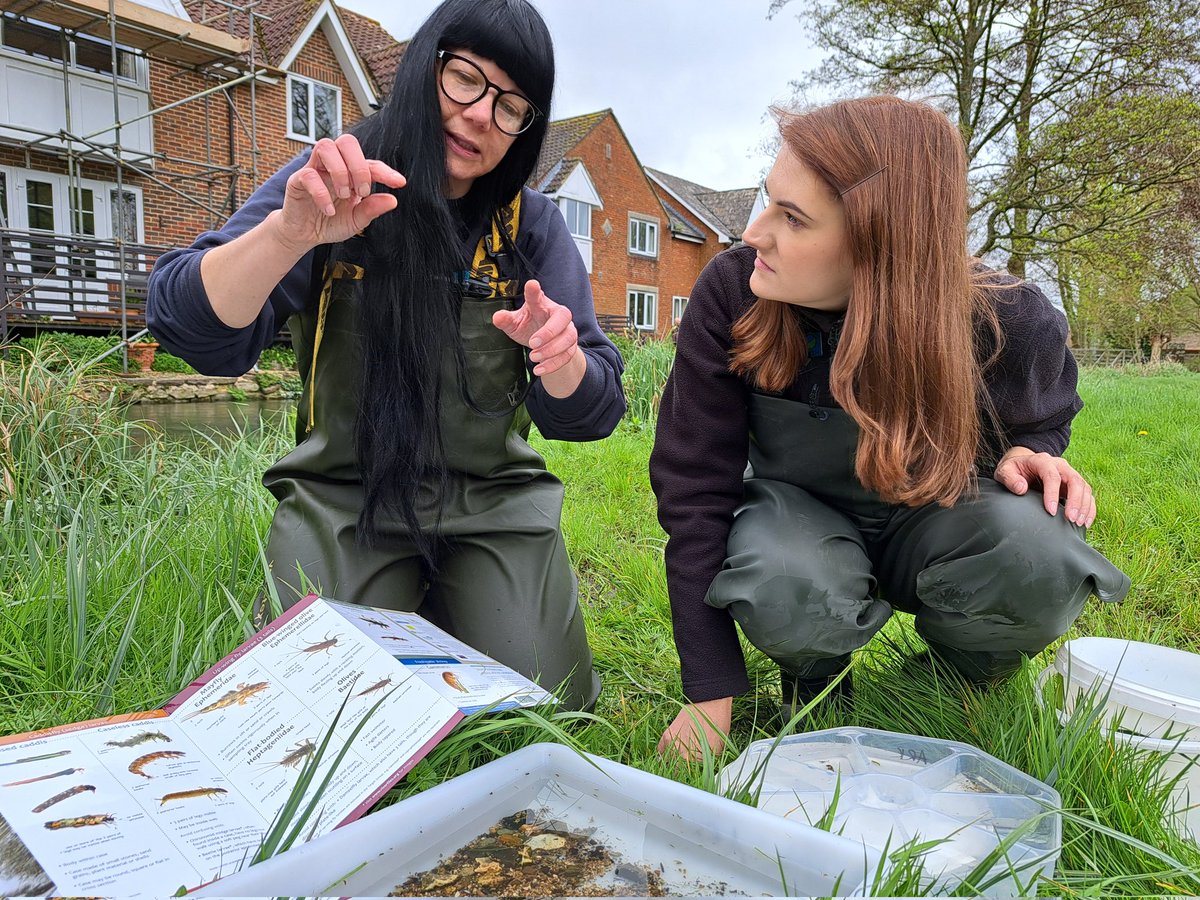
[0,593,555,898]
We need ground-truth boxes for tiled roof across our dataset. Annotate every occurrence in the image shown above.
[659,197,705,241]
[180,0,312,65]
[338,6,406,93]
[539,158,581,194]
[181,0,404,89]
[697,187,759,238]
[645,167,757,239]
[532,111,609,186]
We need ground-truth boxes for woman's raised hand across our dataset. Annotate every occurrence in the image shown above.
[274,134,406,252]
[493,279,588,398]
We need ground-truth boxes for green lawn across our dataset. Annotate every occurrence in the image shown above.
[1,352,1198,895]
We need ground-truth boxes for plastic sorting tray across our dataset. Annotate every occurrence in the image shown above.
[719,727,1061,897]
[194,742,877,897]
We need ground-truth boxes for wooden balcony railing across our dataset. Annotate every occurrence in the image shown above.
[0,227,173,342]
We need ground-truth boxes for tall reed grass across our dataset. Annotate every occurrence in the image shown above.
[2,342,1198,895]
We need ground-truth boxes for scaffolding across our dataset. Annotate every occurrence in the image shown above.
[0,0,278,364]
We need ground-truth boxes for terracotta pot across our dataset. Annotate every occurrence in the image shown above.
[127,341,159,372]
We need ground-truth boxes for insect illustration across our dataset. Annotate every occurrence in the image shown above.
[32,784,96,813]
[157,787,228,806]
[44,814,114,829]
[264,739,316,770]
[442,671,468,693]
[379,635,408,642]
[355,676,394,699]
[292,632,341,657]
[180,681,269,721]
[361,616,391,628]
[128,750,186,779]
[105,730,172,748]
[0,749,71,767]
[3,766,84,787]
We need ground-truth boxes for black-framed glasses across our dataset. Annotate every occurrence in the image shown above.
[437,49,540,136]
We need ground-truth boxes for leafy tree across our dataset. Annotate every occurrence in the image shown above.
[771,0,1200,279]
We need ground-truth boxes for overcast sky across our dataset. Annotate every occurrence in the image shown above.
[338,0,824,191]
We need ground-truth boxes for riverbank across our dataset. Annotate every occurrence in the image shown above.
[104,369,302,404]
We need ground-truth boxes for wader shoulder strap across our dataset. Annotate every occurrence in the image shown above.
[469,192,523,298]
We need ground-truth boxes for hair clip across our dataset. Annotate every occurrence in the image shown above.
[839,165,889,196]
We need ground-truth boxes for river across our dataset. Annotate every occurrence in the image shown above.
[125,398,295,444]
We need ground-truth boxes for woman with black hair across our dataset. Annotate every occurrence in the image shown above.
[146,0,626,710]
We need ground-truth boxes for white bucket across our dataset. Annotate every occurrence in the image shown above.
[1038,637,1200,841]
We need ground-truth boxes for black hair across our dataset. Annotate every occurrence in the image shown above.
[338,0,554,566]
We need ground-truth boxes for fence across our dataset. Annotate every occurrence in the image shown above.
[0,227,173,344]
[1072,347,1144,368]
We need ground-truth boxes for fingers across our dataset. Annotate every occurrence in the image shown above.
[351,193,399,230]
[1037,460,1062,517]
[530,312,577,376]
[301,137,406,215]
[523,279,549,311]
[290,166,336,217]
[366,159,406,190]
[1060,463,1093,527]
[994,457,1028,496]
[310,138,355,201]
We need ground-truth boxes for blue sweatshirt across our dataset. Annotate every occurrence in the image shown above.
[146,154,626,441]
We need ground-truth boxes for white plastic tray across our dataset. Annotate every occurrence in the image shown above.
[195,742,877,897]
[720,727,1061,896]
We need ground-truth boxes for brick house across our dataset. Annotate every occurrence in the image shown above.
[531,109,764,338]
[2,2,764,344]
[0,0,401,332]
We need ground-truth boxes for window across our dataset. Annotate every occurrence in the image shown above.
[25,179,54,232]
[73,32,139,81]
[289,75,341,142]
[24,178,55,276]
[559,198,591,239]
[628,216,658,257]
[69,186,97,276]
[109,188,139,243]
[0,172,8,226]
[627,288,657,331]
[1,16,63,63]
[672,295,688,324]
[1,14,142,83]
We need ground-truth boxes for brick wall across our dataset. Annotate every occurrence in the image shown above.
[146,24,370,249]
[571,116,726,339]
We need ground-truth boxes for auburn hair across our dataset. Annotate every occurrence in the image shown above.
[730,96,1002,507]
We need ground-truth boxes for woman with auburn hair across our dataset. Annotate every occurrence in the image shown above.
[650,96,1129,758]
[147,0,625,711]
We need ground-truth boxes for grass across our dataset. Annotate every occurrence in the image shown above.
[1,344,1198,895]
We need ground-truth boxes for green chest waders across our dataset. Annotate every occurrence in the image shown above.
[704,393,1129,684]
[260,200,600,710]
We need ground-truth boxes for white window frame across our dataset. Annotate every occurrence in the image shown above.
[0,165,144,241]
[626,286,658,332]
[628,215,658,258]
[287,73,342,143]
[559,197,591,240]
[672,295,688,324]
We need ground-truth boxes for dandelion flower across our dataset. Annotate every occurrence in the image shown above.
[1137,430,1149,436]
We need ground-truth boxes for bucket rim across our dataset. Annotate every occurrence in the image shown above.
[1055,638,1200,720]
